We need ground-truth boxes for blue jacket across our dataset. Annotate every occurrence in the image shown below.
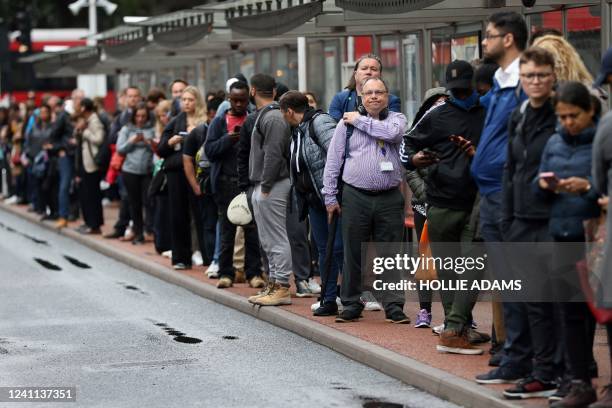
[471,79,526,196]
[328,89,401,122]
[537,126,600,240]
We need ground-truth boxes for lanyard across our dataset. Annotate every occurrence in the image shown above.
[378,140,387,156]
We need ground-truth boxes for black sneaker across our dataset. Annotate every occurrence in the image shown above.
[549,377,572,402]
[489,350,504,367]
[132,236,145,245]
[475,367,525,384]
[313,301,338,316]
[385,310,411,324]
[503,376,557,399]
[550,380,596,408]
[335,309,361,323]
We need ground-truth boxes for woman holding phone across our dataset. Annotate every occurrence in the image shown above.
[158,86,207,269]
[537,81,601,407]
[116,102,155,245]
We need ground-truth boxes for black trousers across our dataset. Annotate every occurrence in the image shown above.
[122,171,152,238]
[78,170,103,228]
[340,184,405,315]
[214,177,261,280]
[501,219,557,381]
[189,190,217,266]
[113,175,131,233]
[165,170,192,266]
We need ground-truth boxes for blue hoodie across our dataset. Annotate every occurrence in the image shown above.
[471,63,527,196]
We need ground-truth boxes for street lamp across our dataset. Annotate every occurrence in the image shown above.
[68,0,118,45]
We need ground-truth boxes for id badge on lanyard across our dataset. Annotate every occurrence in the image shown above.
[378,140,394,172]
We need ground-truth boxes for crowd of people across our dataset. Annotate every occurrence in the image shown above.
[1,10,612,407]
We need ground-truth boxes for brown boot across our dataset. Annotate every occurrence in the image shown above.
[551,381,596,408]
[436,328,484,355]
[589,384,612,408]
[55,218,68,229]
[248,281,273,303]
[253,283,291,306]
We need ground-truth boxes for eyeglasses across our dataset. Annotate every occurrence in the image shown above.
[557,112,581,121]
[520,72,553,81]
[483,33,506,40]
[363,90,388,97]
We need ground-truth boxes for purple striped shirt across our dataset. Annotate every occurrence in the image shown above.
[323,111,407,206]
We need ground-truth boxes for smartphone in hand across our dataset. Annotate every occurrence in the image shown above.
[539,172,559,189]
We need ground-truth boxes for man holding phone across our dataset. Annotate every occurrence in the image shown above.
[402,60,487,354]
[204,81,264,289]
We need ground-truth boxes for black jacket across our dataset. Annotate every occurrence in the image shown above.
[502,99,557,227]
[237,112,257,191]
[205,112,241,194]
[158,112,187,172]
[402,99,485,211]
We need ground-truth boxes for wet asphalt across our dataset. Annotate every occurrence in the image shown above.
[0,210,459,408]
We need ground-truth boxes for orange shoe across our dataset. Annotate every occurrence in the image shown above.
[55,218,68,229]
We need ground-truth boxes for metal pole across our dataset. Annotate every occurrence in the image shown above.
[298,36,307,91]
[88,0,97,45]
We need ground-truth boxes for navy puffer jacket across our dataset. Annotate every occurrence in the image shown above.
[537,126,600,240]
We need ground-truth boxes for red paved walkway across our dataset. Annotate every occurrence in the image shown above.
[9,201,610,407]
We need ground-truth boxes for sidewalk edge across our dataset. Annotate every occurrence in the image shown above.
[1,203,518,408]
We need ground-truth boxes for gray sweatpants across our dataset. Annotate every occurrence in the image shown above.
[251,178,293,285]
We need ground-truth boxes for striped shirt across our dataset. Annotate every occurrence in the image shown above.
[323,111,407,206]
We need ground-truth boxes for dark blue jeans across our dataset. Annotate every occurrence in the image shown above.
[480,191,532,375]
[309,205,342,303]
[57,155,73,219]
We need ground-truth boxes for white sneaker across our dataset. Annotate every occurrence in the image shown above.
[360,291,382,311]
[5,195,18,205]
[308,277,321,294]
[100,180,110,191]
[207,261,219,278]
[101,197,111,207]
[432,323,444,336]
[191,251,203,266]
[310,297,343,312]
[162,250,172,258]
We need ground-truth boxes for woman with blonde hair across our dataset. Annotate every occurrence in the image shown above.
[158,85,207,270]
[532,35,593,85]
[154,99,172,139]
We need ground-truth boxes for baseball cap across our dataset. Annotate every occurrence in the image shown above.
[595,47,612,87]
[445,60,474,90]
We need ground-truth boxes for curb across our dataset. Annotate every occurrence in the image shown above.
[1,203,519,408]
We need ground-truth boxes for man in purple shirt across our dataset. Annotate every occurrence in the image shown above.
[323,77,409,323]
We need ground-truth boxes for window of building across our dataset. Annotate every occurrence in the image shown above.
[378,35,401,101]
[403,33,422,124]
[567,6,601,78]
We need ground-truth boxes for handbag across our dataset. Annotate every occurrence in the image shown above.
[577,215,612,323]
[109,150,126,171]
[414,221,438,281]
[147,163,167,198]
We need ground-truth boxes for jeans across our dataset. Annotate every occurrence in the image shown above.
[309,205,343,302]
[57,155,73,219]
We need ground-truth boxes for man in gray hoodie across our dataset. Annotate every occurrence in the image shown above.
[247,74,293,306]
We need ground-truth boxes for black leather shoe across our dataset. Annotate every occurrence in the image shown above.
[335,309,361,323]
[132,236,145,245]
[385,310,411,324]
[104,229,124,239]
[313,301,338,316]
